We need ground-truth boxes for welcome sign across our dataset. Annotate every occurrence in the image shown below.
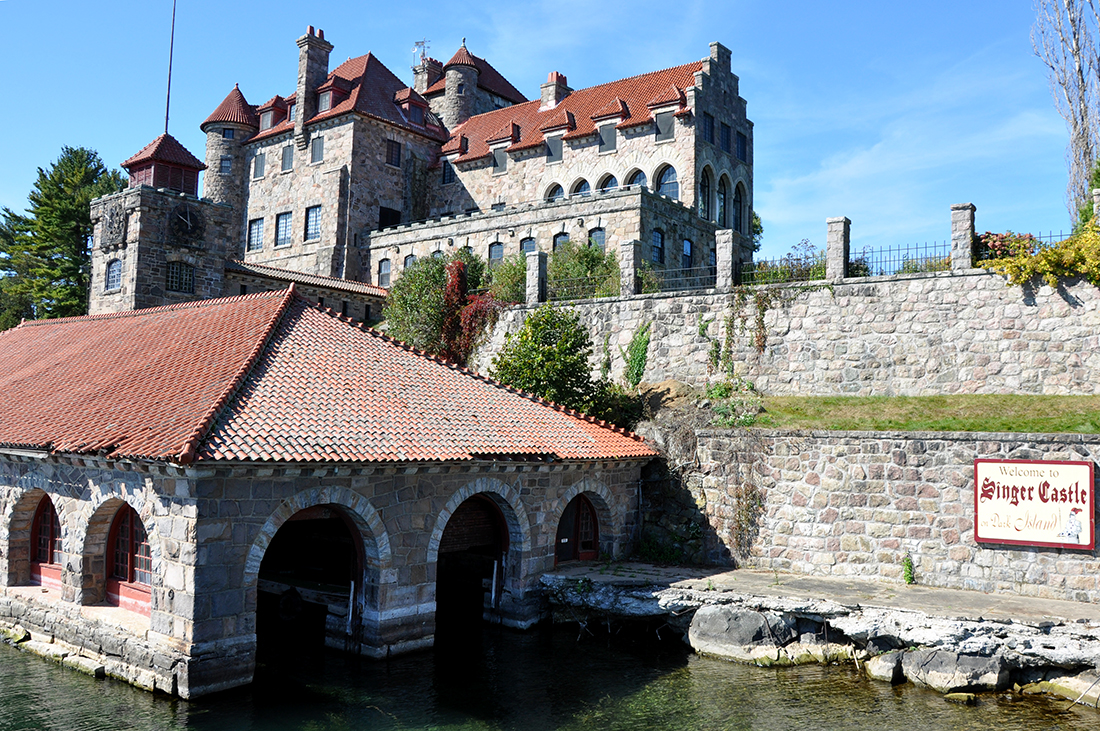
[974,459,1095,550]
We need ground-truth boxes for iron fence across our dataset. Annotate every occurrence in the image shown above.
[547,274,619,302]
[849,240,950,277]
[651,266,717,292]
[738,250,826,285]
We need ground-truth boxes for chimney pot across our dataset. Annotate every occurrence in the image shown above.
[308,25,315,36]
[318,29,324,40]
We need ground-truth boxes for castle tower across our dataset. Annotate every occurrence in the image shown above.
[200,84,258,246]
[413,57,443,95]
[295,26,333,149]
[441,40,480,128]
[89,135,233,315]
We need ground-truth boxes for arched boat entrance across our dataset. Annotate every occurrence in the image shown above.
[257,505,362,657]
[435,495,508,638]
[556,494,599,563]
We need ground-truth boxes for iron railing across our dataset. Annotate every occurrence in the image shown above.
[651,266,717,292]
[738,251,826,285]
[547,274,619,302]
[850,241,950,277]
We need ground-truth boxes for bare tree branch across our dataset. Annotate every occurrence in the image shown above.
[1033,0,1098,218]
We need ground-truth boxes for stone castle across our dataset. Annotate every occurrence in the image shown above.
[87,27,753,316]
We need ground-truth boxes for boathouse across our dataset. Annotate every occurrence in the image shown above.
[0,286,655,697]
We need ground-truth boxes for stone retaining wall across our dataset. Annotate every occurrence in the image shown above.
[473,269,1100,397]
[695,430,1100,603]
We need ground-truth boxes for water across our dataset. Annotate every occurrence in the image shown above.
[0,627,1095,731]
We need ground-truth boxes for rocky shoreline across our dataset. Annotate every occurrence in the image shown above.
[541,571,1100,709]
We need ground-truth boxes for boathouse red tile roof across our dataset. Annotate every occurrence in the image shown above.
[0,290,654,465]
[424,46,527,105]
[226,259,388,298]
[201,84,259,130]
[441,61,701,163]
[121,133,206,171]
[248,53,448,144]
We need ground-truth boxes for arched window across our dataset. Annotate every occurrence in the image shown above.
[105,259,122,292]
[404,254,417,269]
[651,229,665,264]
[733,184,744,234]
[599,174,618,191]
[553,232,570,250]
[571,179,591,197]
[717,178,728,228]
[589,228,606,251]
[683,239,693,269]
[432,249,445,259]
[699,171,711,220]
[378,259,391,287]
[31,496,62,590]
[521,237,537,254]
[489,242,504,266]
[657,166,679,198]
[166,261,194,294]
[626,170,647,188]
[546,184,564,202]
[108,504,151,615]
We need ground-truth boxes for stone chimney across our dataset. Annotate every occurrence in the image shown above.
[296,26,333,147]
[540,72,571,111]
[414,57,444,94]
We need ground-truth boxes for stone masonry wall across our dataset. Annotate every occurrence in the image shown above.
[695,429,1100,604]
[474,269,1100,396]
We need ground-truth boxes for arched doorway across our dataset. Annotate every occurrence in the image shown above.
[257,505,362,657]
[556,494,599,563]
[435,495,508,637]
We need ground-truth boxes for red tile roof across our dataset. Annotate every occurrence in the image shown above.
[201,84,259,130]
[121,134,206,171]
[442,61,702,163]
[0,290,654,465]
[424,46,527,106]
[226,259,387,298]
[249,53,447,144]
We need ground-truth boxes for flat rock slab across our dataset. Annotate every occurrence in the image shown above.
[20,640,68,662]
[63,655,107,678]
[901,649,1009,693]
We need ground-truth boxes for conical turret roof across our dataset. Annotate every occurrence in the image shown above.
[444,40,478,69]
[201,84,259,130]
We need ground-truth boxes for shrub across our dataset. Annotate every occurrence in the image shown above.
[489,306,598,411]
[980,224,1100,289]
[620,322,651,388]
[488,254,526,304]
[706,376,762,428]
[547,239,619,299]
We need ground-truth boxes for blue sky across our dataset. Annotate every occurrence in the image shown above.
[0,0,1072,259]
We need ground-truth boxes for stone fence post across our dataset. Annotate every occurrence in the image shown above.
[950,203,975,271]
[619,240,642,297]
[1093,189,1100,217]
[715,229,735,289]
[525,250,546,305]
[826,217,850,281]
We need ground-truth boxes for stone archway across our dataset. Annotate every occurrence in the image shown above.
[428,477,533,633]
[552,479,619,560]
[2,487,48,587]
[79,493,159,614]
[244,486,391,654]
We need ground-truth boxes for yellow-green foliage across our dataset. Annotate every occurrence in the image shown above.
[982,222,1100,288]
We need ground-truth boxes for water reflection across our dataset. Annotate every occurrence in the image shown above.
[0,626,1095,731]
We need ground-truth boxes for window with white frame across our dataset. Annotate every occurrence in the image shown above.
[275,212,292,247]
[281,145,293,172]
[247,218,264,251]
[253,153,265,179]
[105,259,122,291]
[589,228,605,251]
[378,258,391,287]
[404,254,417,269]
[219,156,232,175]
[318,91,332,112]
[310,136,324,164]
[305,206,322,240]
[489,242,504,266]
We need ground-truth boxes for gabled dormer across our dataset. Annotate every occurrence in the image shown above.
[394,87,430,127]
[257,95,289,132]
[316,75,352,114]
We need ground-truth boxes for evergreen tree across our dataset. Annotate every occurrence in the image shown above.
[1,147,125,321]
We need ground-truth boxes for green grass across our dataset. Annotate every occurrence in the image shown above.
[754,394,1100,434]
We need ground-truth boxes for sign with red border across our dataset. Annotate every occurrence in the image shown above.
[974,459,1094,550]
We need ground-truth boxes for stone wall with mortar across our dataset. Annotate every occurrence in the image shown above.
[695,429,1100,604]
[474,268,1100,397]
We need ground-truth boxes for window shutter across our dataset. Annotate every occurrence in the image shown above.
[546,136,563,163]
[598,125,616,153]
[655,112,675,141]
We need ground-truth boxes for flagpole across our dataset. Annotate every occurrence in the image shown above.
[165,0,177,135]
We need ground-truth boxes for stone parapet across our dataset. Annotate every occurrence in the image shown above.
[826,216,850,281]
[950,202,976,270]
[525,250,546,305]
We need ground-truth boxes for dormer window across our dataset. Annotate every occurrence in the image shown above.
[288,104,296,121]
[260,111,274,130]
[409,105,424,126]
[318,91,332,112]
